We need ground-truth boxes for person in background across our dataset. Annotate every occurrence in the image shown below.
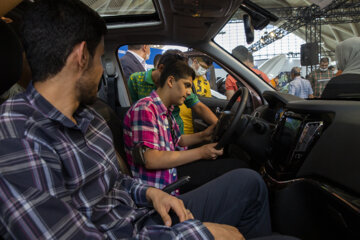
[180,56,212,134]
[322,37,360,99]
[190,56,213,97]
[225,45,271,100]
[328,65,336,74]
[120,44,151,81]
[127,51,218,134]
[153,53,162,69]
[288,67,314,99]
[308,57,334,98]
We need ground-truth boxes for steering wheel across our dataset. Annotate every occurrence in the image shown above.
[213,87,249,150]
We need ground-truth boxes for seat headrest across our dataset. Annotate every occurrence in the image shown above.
[0,20,23,95]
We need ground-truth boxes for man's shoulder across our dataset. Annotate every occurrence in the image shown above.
[303,78,311,83]
[311,69,321,75]
[0,95,42,140]
[129,71,146,81]
[119,52,133,61]
[185,92,199,105]
[289,80,297,87]
[225,74,236,82]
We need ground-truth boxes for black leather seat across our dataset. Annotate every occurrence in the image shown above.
[0,19,23,99]
[90,98,132,176]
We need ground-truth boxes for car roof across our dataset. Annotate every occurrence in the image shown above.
[100,0,243,46]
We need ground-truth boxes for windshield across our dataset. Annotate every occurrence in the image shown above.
[214,1,359,100]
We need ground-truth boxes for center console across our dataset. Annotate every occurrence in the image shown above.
[268,111,325,180]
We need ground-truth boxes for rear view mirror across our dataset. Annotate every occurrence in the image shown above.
[243,14,254,44]
[240,0,278,43]
[240,4,269,30]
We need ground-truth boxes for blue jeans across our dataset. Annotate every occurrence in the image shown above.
[145,169,300,239]
[179,169,271,239]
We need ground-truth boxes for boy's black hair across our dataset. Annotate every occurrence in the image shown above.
[157,50,187,67]
[159,61,195,87]
[22,0,107,82]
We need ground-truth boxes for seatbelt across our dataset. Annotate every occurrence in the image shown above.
[107,74,117,111]
[104,59,118,111]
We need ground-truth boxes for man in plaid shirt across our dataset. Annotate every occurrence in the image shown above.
[0,1,300,239]
[308,57,334,97]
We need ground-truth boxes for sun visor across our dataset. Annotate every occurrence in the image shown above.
[170,0,241,18]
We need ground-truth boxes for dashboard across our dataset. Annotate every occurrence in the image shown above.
[255,91,360,195]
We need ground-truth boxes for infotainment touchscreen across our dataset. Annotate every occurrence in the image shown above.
[271,113,304,168]
[284,117,302,136]
[272,111,324,171]
[279,117,302,155]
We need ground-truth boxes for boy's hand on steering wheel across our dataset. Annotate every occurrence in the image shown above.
[199,143,223,160]
[201,123,217,142]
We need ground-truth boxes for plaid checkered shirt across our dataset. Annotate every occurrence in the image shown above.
[0,84,212,240]
[124,90,184,195]
[308,69,334,97]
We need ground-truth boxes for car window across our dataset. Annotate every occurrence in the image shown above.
[117,45,247,101]
[214,8,307,93]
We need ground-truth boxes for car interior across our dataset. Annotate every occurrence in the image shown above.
[1,0,360,239]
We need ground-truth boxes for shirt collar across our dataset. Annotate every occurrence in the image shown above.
[150,90,174,115]
[128,50,147,69]
[145,69,155,85]
[25,83,94,133]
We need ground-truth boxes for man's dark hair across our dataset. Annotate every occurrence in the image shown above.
[232,45,249,62]
[22,0,107,82]
[320,57,329,63]
[128,45,143,50]
[159,61,195,87]
[291,67,301,78]
[247,52,254,64]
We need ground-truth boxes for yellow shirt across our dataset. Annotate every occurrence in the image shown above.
[180,76,211,134]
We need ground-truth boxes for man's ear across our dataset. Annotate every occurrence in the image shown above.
[157,64,164,72]
[142,45,148,52]
[74,41,89,69]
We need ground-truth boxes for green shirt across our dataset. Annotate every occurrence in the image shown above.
[128,69,199,134]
